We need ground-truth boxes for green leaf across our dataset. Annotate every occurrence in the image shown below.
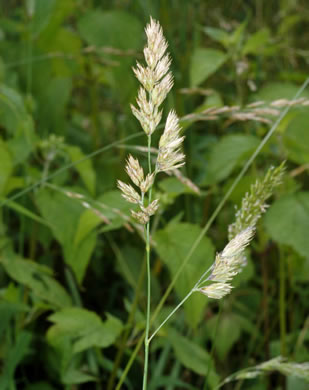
[0,253,72,307]
[264,192,309,259]
[35,188,82,247]
[48,308,123,353]
[242,28,271,55]
[0,138,13,195]
[66,231,96,284]
[66,145,96,195]
[77,10,143,50]
[62,369,96,385]
[205,134,260,184]
[255,82,309,103]
[283,112,309,164]
[206,313,242,361]
[0,331,32,389]
[36,188,97,283]
[31,0,56,38]
[190,48,227,87]
[38,77,72,132]
[74,209,101,248]
[154,222,214,328]
[203,27,230,46]
[0,301,28,339]
[168,328,219,387]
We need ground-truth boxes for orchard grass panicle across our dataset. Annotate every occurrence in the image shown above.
[117,17,286,390]
[117,17,185,390]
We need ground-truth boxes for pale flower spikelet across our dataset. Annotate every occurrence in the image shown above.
[131,17,173,135]
[199,283,232,300]
[198,228,255,299]
[117,180,141,204]
[125,154,144,187]
[210,227,255,283]
[140,173,155,193]
[156,110,185,172]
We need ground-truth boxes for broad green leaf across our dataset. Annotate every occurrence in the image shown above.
[0,331,32,389]
[65,231,96,284]
[242,28,271,55]
[158,177,198,196]
[206,313,242,361]
[283,112,309,164]
[62,369,96,385]
[48,308,123,353]
[0,85,35,161]
[168,328,220,387]
[155,222,214,328]
[255,82,309,103]
[35,188,82,247]
[36,188,97,283]
[77,10,143,50]
[66,145,96,195]
[0,301,28,339]
[203,27,230,46]
[31,0,56,38]
[190,48,227,87]
[0,253,72,307]
[264,192,309,259]
[74,209,101,248]
[38,77,72,132]
[205,134,260,184]
[0,138,13,195]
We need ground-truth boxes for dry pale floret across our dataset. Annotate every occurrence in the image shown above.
[141,199,159,217]
[117,180,141,204]
[140,173,155,194]
[156,110,185,172]
[131,18,173,136]
[131,210,149,225]
[209,227,255,283]
[199,283,232,299]
[125,155,144,187]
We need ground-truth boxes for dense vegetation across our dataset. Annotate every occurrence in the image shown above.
[0,1,309,389]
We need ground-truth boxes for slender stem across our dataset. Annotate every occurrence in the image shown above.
[203,303,223,390]
[142,134,153,390]
[279,248,286,356]
[107,244,147,390]
[149,289,194,343]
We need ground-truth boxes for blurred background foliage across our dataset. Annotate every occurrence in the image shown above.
[0,0,309,389]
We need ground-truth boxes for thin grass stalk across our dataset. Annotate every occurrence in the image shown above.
[143,134,153,390]
[279,247,287,356]
[203,303,223,389]
[107,246,146,390]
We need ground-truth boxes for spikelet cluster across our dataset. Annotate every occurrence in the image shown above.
[118,155,158,224]
[118,18,185,224]
[228,162,285,240]
[199,228,255,299]
[131,17,173,136]
[198,163,285,300]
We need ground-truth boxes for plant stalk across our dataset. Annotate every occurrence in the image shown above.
[142,134,153,390]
